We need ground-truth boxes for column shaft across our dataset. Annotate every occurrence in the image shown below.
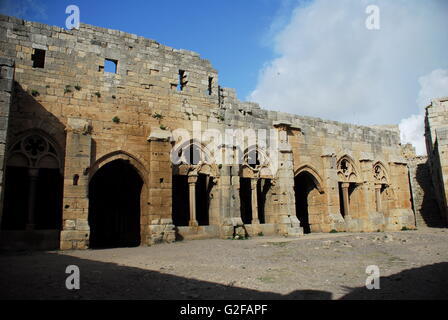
[188,175,198,226]
[251,178,259,224]
[375,184,382,212]
[342,182,350,217]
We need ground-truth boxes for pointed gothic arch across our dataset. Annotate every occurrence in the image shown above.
[337,155,360,183]
[2,130,63,231]
[295,164,325,194]
[337,155,362,218]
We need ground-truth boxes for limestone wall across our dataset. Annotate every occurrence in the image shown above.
[0,14,416,249]
[406,154,442,227]
[0,57,14,226]
[425,97,448,224]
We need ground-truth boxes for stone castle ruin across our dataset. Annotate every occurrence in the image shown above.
[0,15,445,250]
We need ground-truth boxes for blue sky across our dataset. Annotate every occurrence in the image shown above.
[0,0,299,100]
[1,0,447,154]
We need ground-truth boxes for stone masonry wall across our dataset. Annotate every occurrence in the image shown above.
[403,143,443,228]
[425,97,448,225]
[0,57,14,226]
[0,15,416,249]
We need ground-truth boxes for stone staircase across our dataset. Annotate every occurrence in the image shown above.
[410,160,447,228]
[415,204,446,228]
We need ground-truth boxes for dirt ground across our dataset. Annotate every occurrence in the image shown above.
[1,228,447,300]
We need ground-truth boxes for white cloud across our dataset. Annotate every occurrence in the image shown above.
[250,0,448,154]
[416,69,448,108]
[399,69,448,155]
[399,113,425,155]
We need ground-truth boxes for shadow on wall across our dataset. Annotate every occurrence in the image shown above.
[0,252,447,300]
[0,82,67,249]
[415,161,446,227]
[9,82,66,149]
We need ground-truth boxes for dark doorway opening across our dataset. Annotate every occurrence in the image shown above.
[1,167,63,230]
[35,168,63,229]
[258,179,270,224]
[239,178,269,224]
[88,159,142,249]
[294,172,317,234]
[196,174,210,226]
[2,167,30,230]
[338,182,345,218]
[172,175,189,226]
[172,174,211,227]
[240,178,252,224]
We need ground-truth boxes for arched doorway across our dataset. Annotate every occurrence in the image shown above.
[88,159,143,248]
[239,178,271,225]
[239,146,273,226]
[171,140,217,229]
[294,172,319,234]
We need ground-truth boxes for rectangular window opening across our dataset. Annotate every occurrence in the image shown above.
[32,49,46,68]
[177,70,186,91]
[208,76,213,95]
[104,59,118,73]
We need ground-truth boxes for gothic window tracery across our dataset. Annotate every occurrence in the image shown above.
[7,133,60,169]
[373,163,389,185]
[337,157,358,182]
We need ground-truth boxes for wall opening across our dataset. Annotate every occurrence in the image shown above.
[196,174,210,226]
[240,178,252,224]
[35,168,64,229]
[2,134,63,232]
[348,183,359,215]
[247,148,260,169]
[104,59,118,73]
[32,49,45,68]
[172,175,189,226]
[177,70,187,91]
[208,76,213,95]
[2,167,30,230]
[257,179,270,224]
[2,167,63,230]
[88,159,142,248]
[184,143,201,165]
[338,181,359,218]
[338,182,345,218]
[294,172,319,234]
[73,174,79,186]
[239,177,269,224]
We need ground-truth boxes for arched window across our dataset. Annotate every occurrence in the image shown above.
[2,132,63,231]
[336,156,361,218]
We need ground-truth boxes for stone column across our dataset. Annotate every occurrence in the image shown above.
[251,178,259,224]
[341,182,350,217]
[26,168,39,230]
[0,58,14,228]
[188,174,198,227]
[60,118,92,250]
[375,184,382,212]
[272,121,303,236]
[146,129,175,245]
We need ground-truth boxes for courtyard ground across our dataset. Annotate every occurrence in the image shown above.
[0,228,447,300]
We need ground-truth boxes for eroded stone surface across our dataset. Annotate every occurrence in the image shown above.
[0,15,423,250]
